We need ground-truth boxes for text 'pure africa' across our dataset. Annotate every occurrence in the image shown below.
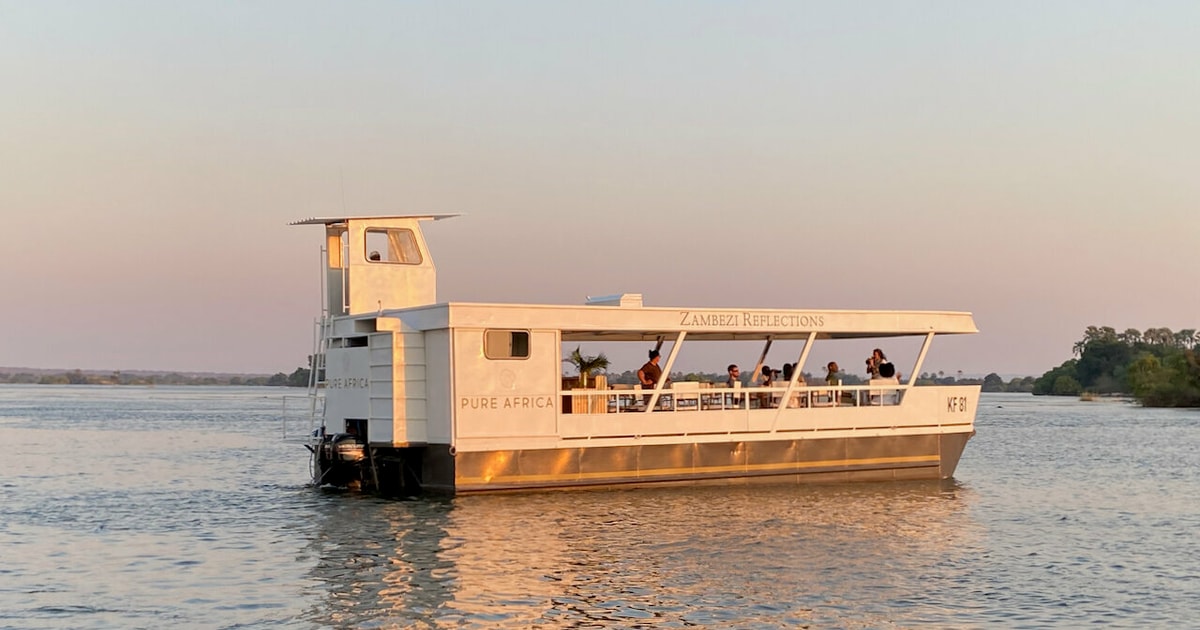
[461,396,555,411]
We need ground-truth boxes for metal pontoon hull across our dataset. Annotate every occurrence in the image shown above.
[317,431,973,495]
[449,432,972,492]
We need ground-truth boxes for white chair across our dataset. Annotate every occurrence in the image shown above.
[672,381,700,411]
[610,383,637,412]
[868,377,900,405]
[721,382,744,409]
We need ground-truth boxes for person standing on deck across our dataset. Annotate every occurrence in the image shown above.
[725,364,743,407]
[639,350,664,388]
[866,349,885,379]
[638,350,665,407]
[757,365,775,408]
[870,348,894,379]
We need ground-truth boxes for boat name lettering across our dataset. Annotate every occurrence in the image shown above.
[327,377,369,389]
[460,396,555,410]
[679,311,825,328]
[947,396,968,412]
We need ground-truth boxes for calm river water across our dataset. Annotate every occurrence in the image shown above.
[1,386,1197,629]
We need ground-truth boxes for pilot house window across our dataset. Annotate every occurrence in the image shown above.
[484,330,530,360]
[365,228,422,264]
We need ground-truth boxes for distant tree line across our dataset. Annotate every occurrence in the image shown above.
[1034,326,1200,407]
[0,367,313,388]
[976,373,1036,392]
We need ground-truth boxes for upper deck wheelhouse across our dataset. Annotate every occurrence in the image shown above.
[290,214,456,317]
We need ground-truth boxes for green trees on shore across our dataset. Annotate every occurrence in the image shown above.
[981,373,1036,392]
[1034,326,1200,407]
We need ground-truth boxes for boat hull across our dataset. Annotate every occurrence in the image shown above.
[418,431,973,494]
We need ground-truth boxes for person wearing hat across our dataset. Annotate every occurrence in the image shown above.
[638,350,664,408]
[638,350,663,388]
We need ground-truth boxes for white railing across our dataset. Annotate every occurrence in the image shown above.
[562,381,906,415]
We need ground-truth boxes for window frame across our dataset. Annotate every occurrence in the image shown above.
[483,329,531,360]
[364,228,423,265]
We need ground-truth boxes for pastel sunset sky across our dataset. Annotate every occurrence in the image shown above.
[2,2,1196,376]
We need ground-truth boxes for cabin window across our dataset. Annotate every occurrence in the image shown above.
[328,337,369,348]
[484,330,530,360]
[365,228,422,265]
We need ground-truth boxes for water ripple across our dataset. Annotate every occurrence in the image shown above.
[1,387,1198,627]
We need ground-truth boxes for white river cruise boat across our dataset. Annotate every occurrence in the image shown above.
[292,214,978,495]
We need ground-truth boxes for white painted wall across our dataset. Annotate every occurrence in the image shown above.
[425,329,453,445]
[452,328,559,441]
[324,346,371,434]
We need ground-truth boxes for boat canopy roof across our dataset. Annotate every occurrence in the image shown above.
[290,214,460,226]
[370,301,978,342]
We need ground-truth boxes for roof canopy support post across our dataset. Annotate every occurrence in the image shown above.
[645,332,685,412]
[908,332,935,387]
[750,337,774,385]
[771,331,816,431]
[791,331,816,378]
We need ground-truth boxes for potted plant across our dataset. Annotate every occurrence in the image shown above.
[563,346,610,389]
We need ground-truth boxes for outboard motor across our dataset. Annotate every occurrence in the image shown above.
[329,433,365,462]
[312,432,367,488]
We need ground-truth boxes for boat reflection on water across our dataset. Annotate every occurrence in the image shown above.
[301,480,982,628]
